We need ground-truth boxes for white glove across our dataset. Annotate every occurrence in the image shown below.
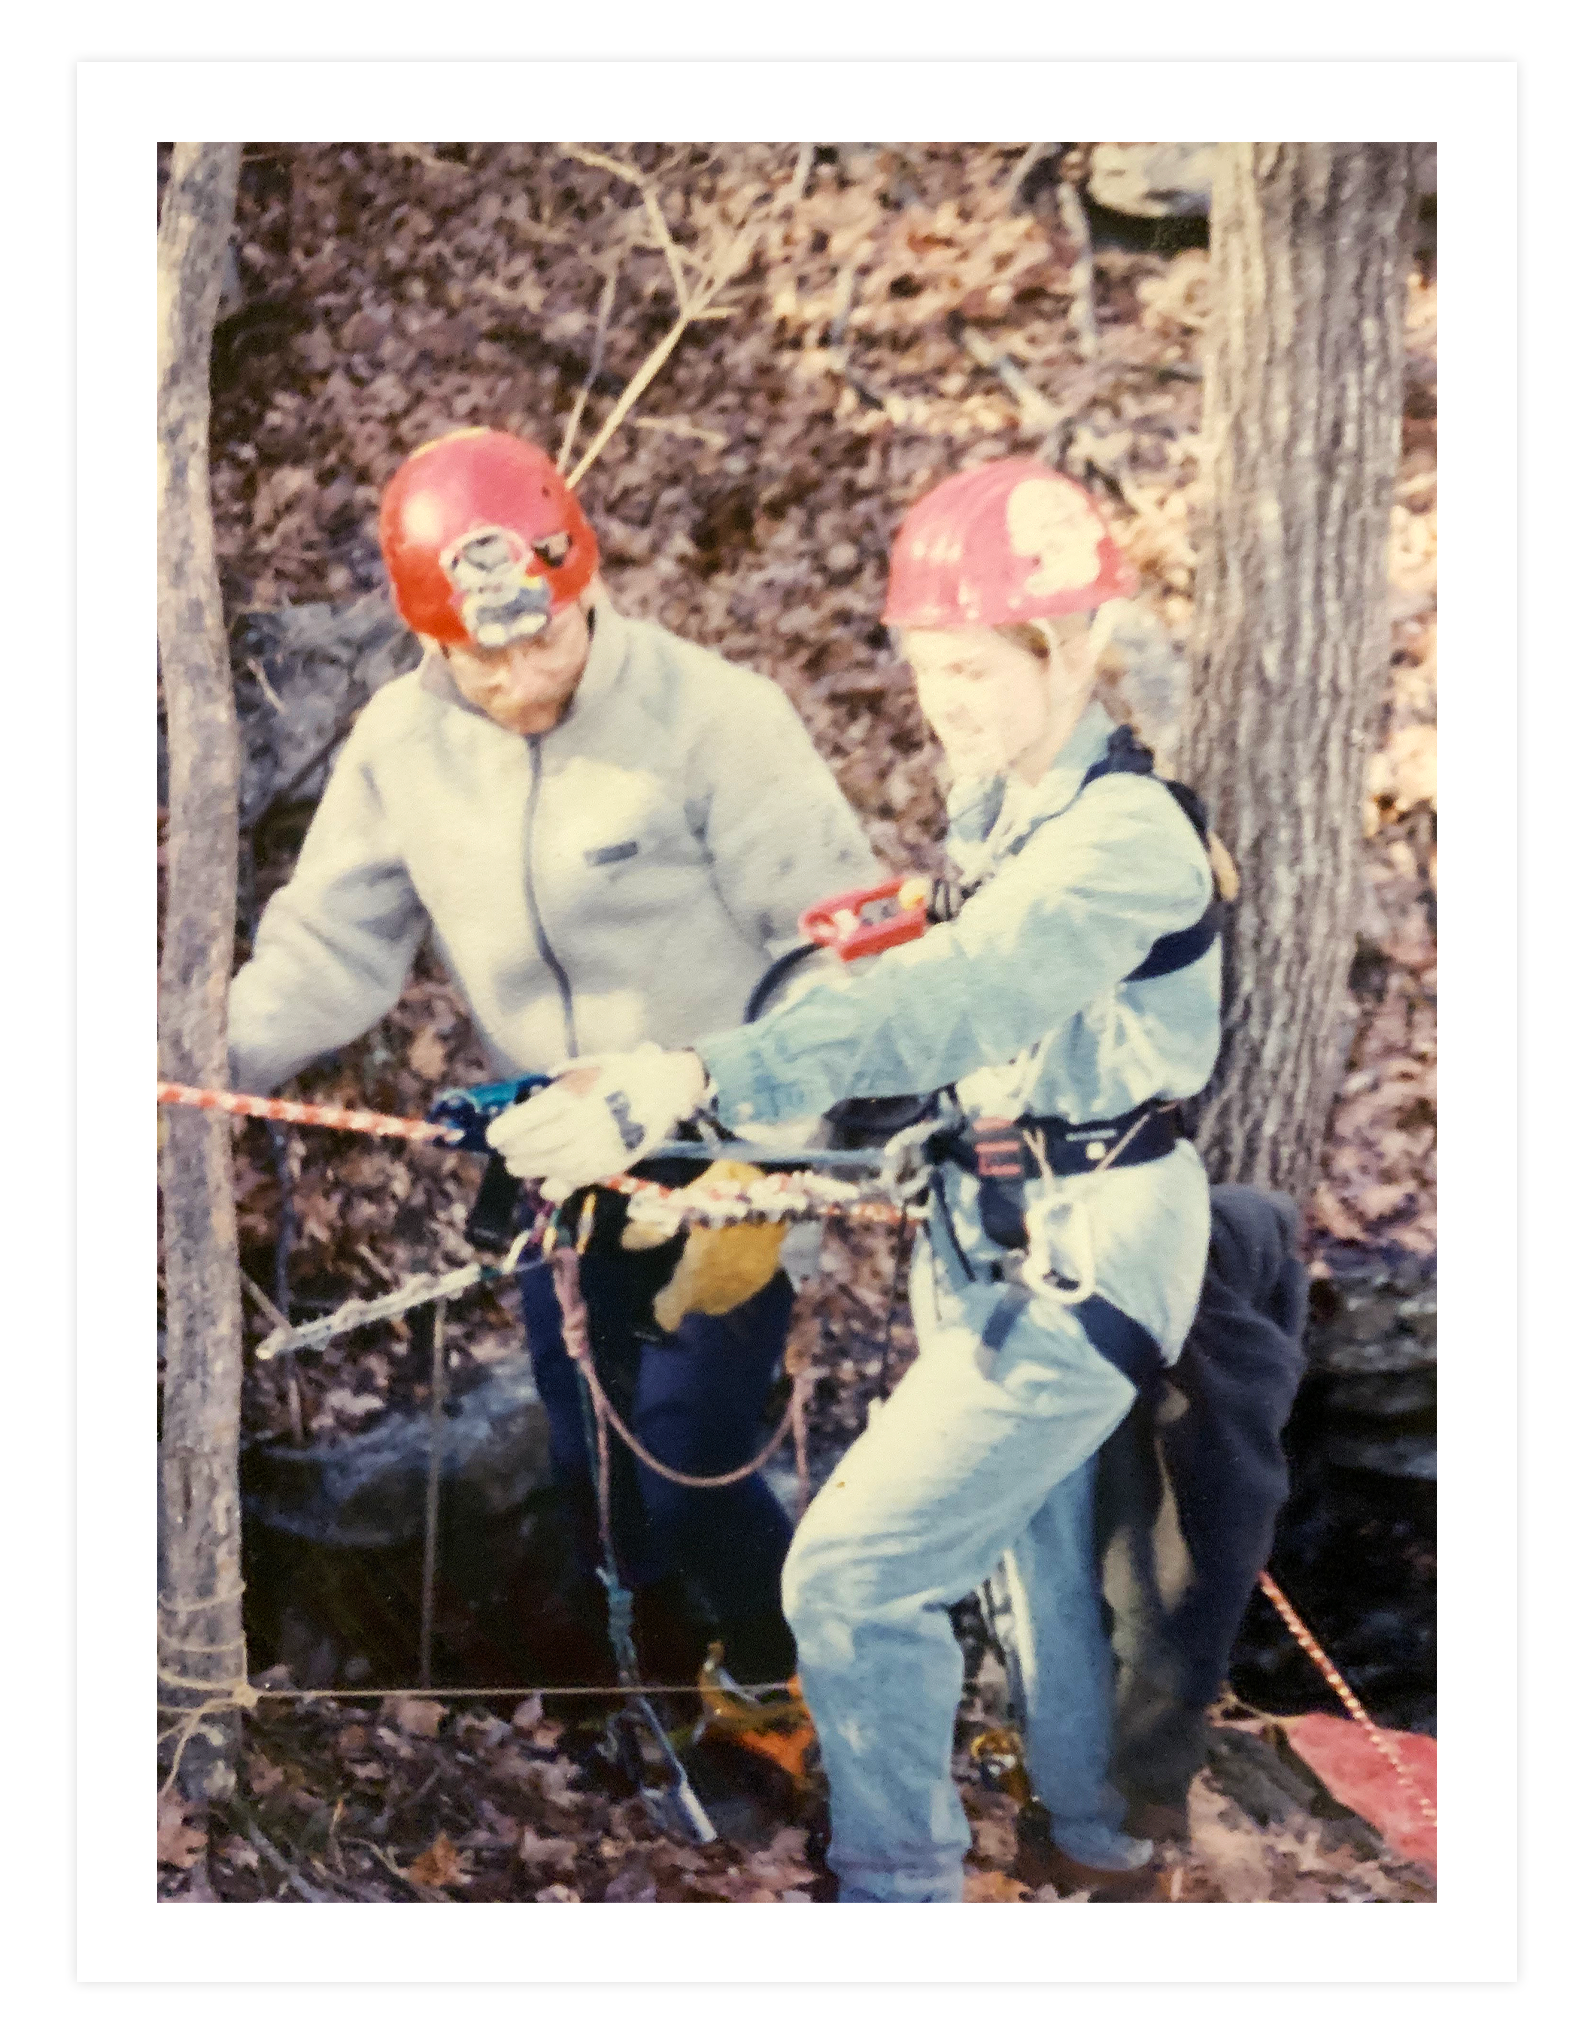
[486,1045,709,1197]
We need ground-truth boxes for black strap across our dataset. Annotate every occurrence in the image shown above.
[1078,728,1224,982]
[973,1275,1165,1391]
[930,1103,1183,1251]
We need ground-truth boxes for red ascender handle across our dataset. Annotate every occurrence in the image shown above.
[798,876,932,963]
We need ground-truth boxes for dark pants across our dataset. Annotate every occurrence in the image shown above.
[1097,1185,1309,1811]
[518,1255,797,1679]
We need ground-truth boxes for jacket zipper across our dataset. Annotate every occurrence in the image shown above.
[524,736,580,1061]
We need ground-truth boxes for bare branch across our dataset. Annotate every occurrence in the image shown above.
[565,310,694,490]
[948,316,1062,431]
[1056,179,1100,361]
[560,143,690,311]
[631,414,730,452]
[556,265,621,474]
[1003,142,1054,209]
[388,142,470,178]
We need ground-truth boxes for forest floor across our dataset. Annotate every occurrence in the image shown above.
[157,144,1437,1903]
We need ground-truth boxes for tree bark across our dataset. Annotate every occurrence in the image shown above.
[157,143,245,1801]
[1182,145,1416,1198]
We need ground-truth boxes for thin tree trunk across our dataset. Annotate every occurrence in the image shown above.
[157,142,245,1801]
[1182,144,1415,1198]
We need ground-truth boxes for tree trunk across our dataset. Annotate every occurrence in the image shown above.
[1182,144,1416,1199]
[157,143,245,1801]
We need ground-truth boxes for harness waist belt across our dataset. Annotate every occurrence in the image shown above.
[930,1101,1185,1258]
[932,1100,1184,1184]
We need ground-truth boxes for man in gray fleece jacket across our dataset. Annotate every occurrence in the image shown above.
[229,427,877,1687]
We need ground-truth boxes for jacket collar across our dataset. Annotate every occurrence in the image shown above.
[415,587,631,733]
[1024,698,1118,824]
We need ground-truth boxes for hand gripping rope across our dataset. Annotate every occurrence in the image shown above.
[157,1078,1435,1842]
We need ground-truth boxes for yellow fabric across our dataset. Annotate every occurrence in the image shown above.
[621,1159,789,1331]
[1207,830,1241,904]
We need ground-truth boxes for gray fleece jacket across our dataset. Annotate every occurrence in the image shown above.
[228,597,877,1096]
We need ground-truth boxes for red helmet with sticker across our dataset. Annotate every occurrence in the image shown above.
[883,458,1136,632]
[378,428,600,649]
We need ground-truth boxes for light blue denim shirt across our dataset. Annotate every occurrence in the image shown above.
[697,701,1221,1132]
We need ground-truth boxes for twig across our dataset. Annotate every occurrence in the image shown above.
[241,1269,290,1329]
[566,310,694,491]
[948,314,1061,431]
[242,701,363,833]
[418,1301,448,1688]
[358,1839,453,1902]
[242,1270,308,1443]
[1056,180,1100,361]
[556,266,621,474]
[789,144,815,207]
[389,143,469,179]
[630,415,729,452]
[245,657,286,716]
[560,144,689,311]
[231,1799,336,1904]
[1003,143,1054,210]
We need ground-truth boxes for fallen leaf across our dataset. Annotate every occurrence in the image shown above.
[166,1859,220,1902]
[322,1387,385,1423]
[245,1755,285,1796]
[603,1863,658,1902]
[511,1695,545,1733]
[520,1832,579,1873]
[407,1831,472,1888]
[158,1792,207,1869]
[964,1868,1031,1903]
[386,1697,447,1738]
[535,1883,582,1902]
[1310,1184,1367,1243]
[1349,1181,1416,1223]
[408,1025,450,1083]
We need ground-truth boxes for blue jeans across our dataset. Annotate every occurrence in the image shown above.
[517,1255,796,1674]
[784,1309,1141,1901]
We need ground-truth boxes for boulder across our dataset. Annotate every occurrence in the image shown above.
[1089,144,1217,220]
[241,1352,553,1550]
[160,593,419,820]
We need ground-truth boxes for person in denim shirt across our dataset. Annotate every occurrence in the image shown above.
[490,460,1221,1901]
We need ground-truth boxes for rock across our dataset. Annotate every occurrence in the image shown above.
[241,1353,553,1549]
[1319,1436,1436,1483]
[1323,1373,1435,1420]
[160,594,420,820]
[1088,144,1217,220]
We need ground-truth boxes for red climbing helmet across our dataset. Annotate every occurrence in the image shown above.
[378,428,600,649]
[883,458,1136,632]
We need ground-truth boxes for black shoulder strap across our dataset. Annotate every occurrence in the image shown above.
[1079,727,1224,983]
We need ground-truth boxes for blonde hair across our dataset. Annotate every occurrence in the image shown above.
[993,617,1138,731]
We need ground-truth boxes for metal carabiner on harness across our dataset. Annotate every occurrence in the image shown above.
[1014,1129,1098,1306]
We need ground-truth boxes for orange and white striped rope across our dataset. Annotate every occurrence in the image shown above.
[157,1080,459,1146]
[157,1081,912,1224]
[1258,1568,1437,1828]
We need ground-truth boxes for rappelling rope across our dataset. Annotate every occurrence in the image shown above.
[1257,1569,1437,1829]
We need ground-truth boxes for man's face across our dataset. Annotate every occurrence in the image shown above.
[444,601,594,736]
[903,627,1050,782]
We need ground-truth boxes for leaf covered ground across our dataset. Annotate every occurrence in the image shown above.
[158,143,1437,1902]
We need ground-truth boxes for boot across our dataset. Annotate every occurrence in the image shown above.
[1013,1799,1165,1902]
[695,1640,817,1785]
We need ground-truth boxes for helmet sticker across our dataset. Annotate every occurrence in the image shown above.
[440,525,553,649]
[1005,478,1103,597]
